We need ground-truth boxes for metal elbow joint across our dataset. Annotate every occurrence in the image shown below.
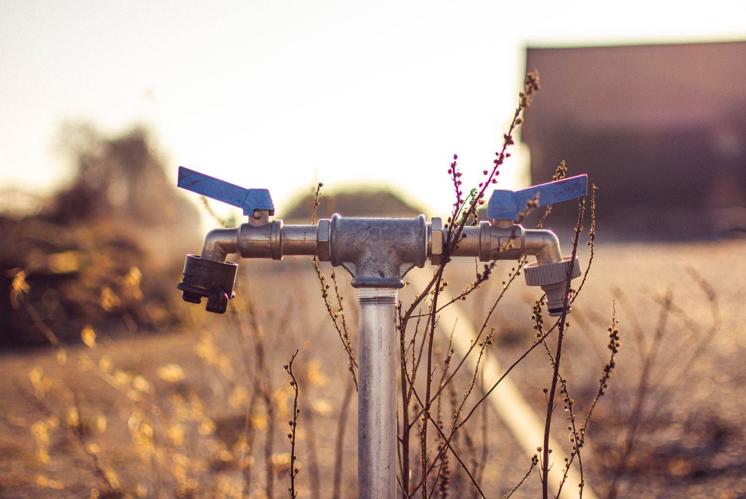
[201,228,239,262]
[524,230,561,265]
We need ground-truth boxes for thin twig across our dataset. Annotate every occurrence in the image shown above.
[284,350,300,498]
[506,455,539,499]
[541,197,585,499]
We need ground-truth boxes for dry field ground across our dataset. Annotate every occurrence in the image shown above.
[1,237,744,498]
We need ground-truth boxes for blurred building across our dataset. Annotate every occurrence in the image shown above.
[522,41,746,237]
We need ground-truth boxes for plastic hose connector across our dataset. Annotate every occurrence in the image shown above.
[177,254,238,314]
[524,257,581,316]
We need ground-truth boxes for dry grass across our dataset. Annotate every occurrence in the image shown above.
[0,237,744,497]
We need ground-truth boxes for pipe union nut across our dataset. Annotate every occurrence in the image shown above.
[317,219,331,261]
[430,217,444,265]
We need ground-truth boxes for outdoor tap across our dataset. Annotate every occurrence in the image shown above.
[175,167,275,313]
[176,167,324,313]
[440,175,586,315]
[484,175,587,316]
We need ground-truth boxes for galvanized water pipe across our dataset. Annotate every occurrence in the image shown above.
[357,288,399,499]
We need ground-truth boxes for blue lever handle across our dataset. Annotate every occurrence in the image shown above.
[487,174,587,221]
[177,166,275,216]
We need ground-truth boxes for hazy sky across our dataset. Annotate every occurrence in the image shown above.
[1,0,744,216]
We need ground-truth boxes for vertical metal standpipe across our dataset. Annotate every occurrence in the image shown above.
[357,287,398,499]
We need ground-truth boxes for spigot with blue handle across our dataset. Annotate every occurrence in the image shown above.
[486,174,588,315]
[176,166,277,313]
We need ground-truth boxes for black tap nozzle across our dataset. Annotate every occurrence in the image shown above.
[177,254,238,314]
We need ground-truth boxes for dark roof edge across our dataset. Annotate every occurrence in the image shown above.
[525,37,746,52]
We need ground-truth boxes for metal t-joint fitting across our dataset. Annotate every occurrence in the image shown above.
[327,214,428,288]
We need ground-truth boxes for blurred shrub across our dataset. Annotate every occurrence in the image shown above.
[0,124,201,347]
[282,186,423,220]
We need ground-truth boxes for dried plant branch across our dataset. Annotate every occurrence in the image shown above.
[411,389,487,499]
[606,290,672,499]
[199,196,235,228]
[412,184,584,496]
[407,258,527,431]
[530,294,590,499]
[572,183,598,298]
[419,268,446,499]
[568,303,621,499]
[541,197,585,499]
[18,384,119,494]
[505,455,539,499]
[284,350,301,498]
[406,332,493,498]
[606,270,718,499]
[645,269,719,412]
[310,182,358,390]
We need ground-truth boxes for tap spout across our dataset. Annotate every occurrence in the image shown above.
[524,229,562,265]
[201,228,239,262]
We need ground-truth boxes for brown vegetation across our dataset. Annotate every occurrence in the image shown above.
[1,125,200,346]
